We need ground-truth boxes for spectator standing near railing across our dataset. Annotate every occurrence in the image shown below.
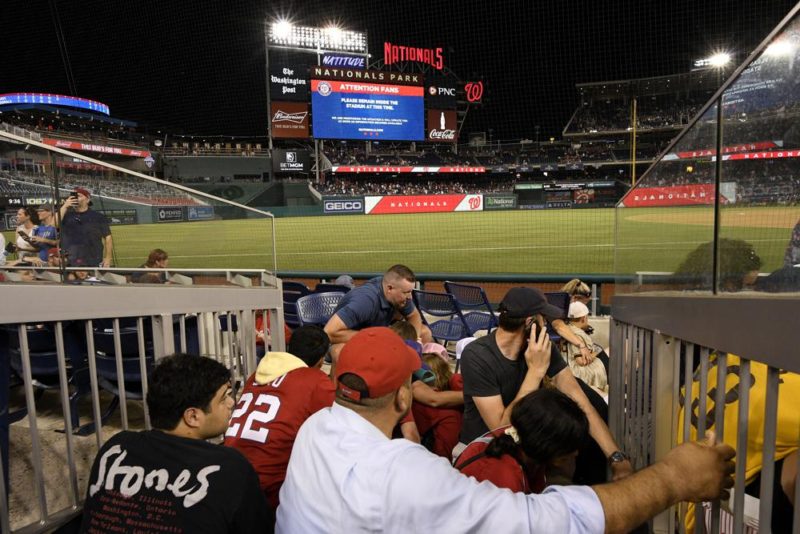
[59,188,113,267]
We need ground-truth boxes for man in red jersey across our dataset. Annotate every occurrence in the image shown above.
[224,325,334,529]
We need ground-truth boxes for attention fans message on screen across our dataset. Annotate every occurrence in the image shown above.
[311,69,424,141]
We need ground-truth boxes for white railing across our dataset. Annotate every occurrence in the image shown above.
[610,291,800,534]
[0,277,286,533]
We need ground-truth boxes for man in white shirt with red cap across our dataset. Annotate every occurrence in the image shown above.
[277,326,736,533]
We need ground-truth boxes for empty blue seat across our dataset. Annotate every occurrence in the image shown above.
[411,290,470,344]
[443,281,498,335]
[296,292,344,327]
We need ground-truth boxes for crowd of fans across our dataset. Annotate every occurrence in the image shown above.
[316,176,517,196]
[1,168,201,206]
[566,91,713,133]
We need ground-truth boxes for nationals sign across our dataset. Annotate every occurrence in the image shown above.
[384,41,444,70]
[621,184,730,207]
[365,194,483,214]
[330,165,484,173]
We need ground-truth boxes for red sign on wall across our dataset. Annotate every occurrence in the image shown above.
[621,184,729,207]
[43,138,150,158]
[365,194,483,214]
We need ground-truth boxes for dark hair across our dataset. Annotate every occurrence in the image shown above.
[485,388,589,466]
[498,309,526,331]
[389,320,417,341]
[384,264,416,283]
[673,238,762,291]
[145,248,168,267]
[146,353,231,430]
[287,325,330,367]
[19,206,40,225]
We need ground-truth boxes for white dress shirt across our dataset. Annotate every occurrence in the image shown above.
[277,402,605,533]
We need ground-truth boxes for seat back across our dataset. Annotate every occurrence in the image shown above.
[412,290,471,343]
[444,281,498,334]
[296,292,344,326]
[412,289,461,318]
[314,283,351,294]
[282,281,311,328]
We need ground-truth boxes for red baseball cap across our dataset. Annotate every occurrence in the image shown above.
[335,327,421,402]
[74,187,91,199]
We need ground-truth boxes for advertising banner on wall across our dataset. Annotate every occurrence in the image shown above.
[322,196,365,215]
[272,149,311,173]
[156,206,184,222]
[187,205,215,221]
[43,138,150,157]
[330,165,485,173]
[620,184,728,207]
[484,194,518,210]
[97,209,138,225]
[427,109,457,143]
[270,102,310,139]
[364,194,483,215]
[269,64,308,101]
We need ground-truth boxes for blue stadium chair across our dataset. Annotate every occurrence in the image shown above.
[314,282,351,294]
[411,290,470,344]
[296,292,344,327]
[282,281,311,329]
[72,325,153,436]
[443,281,498,336]
[2,324,89,433]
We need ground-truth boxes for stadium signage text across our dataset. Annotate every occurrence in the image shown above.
[322,54,366,69]
[323,197,365,214]
[330,165,485,173]
[273,149,311,173]
[484,194,518,210]
[43,138,150,158]
[621,184,728,207]
[270,102,309,138]
[427,109,457,143]
[156,207,184,222]
[269,65,308,101]
[187,206,215,221]
[383,42,444,70]
[311,67,421,85]
[365,194,483,215]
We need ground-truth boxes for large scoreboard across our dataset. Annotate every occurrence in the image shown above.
[310,68,424,141]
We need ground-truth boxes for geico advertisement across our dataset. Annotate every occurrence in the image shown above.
[364,194,483,214]
[322,197,365,214]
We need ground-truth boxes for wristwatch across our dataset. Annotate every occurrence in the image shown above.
[607,451,630,465]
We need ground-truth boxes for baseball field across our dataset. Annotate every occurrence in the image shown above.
[6,205,795,275]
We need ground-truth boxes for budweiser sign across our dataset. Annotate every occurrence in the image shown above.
[270,102,309,138]
[272,110,308,123]
[427,110,457,143]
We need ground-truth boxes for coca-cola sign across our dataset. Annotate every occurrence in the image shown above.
[427,109,457,143]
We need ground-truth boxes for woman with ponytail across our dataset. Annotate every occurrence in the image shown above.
[454,387,589,493]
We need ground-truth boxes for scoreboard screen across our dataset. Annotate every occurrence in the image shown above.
[311,79,424,141]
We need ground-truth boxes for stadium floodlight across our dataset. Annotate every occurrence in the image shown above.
[693,51,732,69]
[272,19,293,40]
[708,52,731,67]
[267,21,367,53]
[765,40,794,57]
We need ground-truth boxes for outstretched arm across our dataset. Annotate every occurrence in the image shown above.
[592,431,735,534]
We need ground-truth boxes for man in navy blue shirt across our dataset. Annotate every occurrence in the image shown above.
[324,264,432,362]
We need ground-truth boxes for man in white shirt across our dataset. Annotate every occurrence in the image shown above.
[277,326,735,534]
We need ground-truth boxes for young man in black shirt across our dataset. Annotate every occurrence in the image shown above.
[459,287,634,482]
[81,354,269,533]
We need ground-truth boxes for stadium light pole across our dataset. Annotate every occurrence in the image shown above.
[264,20,368,183]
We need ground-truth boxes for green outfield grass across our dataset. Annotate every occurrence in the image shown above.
[3,206,796,275]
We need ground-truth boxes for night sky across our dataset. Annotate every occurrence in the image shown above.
[3,0,796,140]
